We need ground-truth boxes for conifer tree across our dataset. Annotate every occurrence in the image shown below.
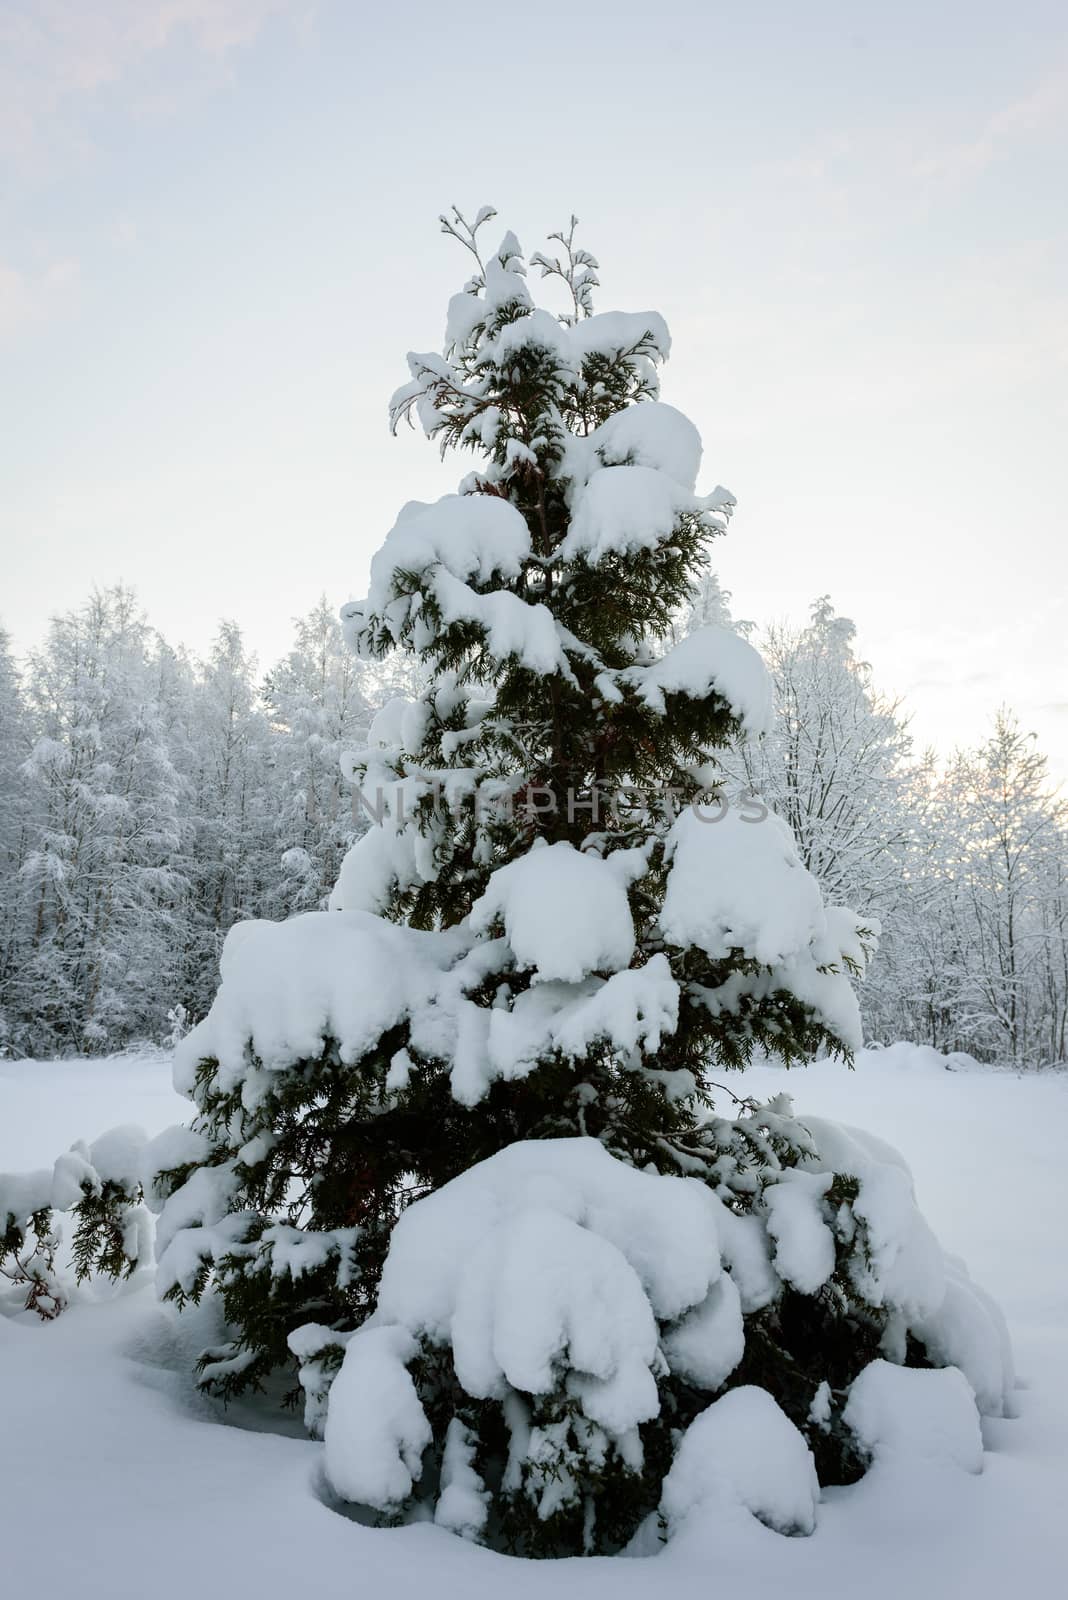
[134,212,1012,1556]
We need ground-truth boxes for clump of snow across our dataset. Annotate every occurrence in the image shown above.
[777,908,877,1053]
[86,1124,148,1189]
[661,1272,745,1392]
[1,1166,58,1231]
[445,957,681,1108]
[0,1118,154,1318]
[909,1257,1017,1417]
[366,495,530,609]
[287,1322,353,1437]
[659,808,872,1052]
[579,402,704,491]
[2,1126,149,1229]
[427,570,569,676]
[762,1170,837,1295]
[364,694,430,757]
[260,1224,359,1285]
[569,309,671,365]
[173,910,457,1097]
[622,624,773,737]
[536,956,679,1060]
[470,841,635,983]
[140,1122,209,1209]
[343,494,570,678]
[660,807,825,967]
[756,1106,1014,1422]
[809,1379,833,1429]
[844,1360,984,1475]
[483,307,576,372]
[714,1206,782,1312]
[444,290,484,352]
[377,1136,722,1339]
[153,1161,243,1298]
[434,1417,490,1540]
[452,1204,662,1436]
[798,1116,947,1321]
[660,1386,820,1537]
[482,242,533,317]
[439,285,670,382]
[48,1146,101,1212]
[560,466,727,565]
[323,1324,432,1510]
[327,783,426,918]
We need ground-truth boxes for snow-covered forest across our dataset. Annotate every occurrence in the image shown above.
[1,582,1063,1066]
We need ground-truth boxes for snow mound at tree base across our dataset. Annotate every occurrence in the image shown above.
[309,1114,1013,1558]
[660,1385,820,1536]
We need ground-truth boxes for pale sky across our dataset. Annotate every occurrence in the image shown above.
[2,0,1066,776]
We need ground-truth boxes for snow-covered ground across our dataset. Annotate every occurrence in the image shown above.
[1,1044,1065,1597]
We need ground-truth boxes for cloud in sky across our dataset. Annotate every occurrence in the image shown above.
[0,255,79,341]
[748,50,1068,227]
[0,0,309,168]
[913,62,1068,182]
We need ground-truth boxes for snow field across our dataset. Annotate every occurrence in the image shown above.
[1,1044,1064,1598]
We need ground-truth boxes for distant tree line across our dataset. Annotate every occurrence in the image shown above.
[0,587,411,1057]
[699,583,1068,1068]
[0,582,1064,1065]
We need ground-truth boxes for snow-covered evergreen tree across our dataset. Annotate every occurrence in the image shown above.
[138,213,1011,1556]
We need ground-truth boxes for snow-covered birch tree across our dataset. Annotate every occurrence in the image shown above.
[13,589,187,1053]
[0,626,32,1051]
[929,712,1067,1066]
[174,621,275,1022]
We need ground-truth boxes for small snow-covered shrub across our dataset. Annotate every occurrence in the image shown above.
[0,1126,151,1318]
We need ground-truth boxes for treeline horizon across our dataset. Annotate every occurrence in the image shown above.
[0,580,1064,1067]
